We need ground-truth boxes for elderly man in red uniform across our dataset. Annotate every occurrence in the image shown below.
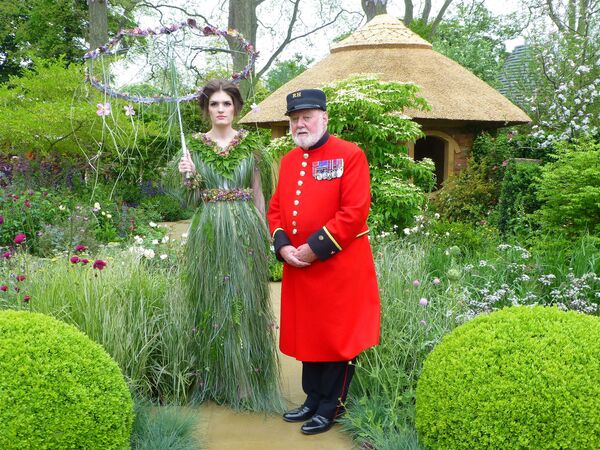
[268,88,380,435]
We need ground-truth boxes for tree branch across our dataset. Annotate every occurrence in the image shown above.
[430,0,454,36]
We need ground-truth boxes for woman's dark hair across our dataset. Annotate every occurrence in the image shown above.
[198,79,244,117]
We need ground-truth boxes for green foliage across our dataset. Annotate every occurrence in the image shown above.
[434,132,514,224]
[131,402,200,450]
[0,310,134,449]
[268,251,283,282]
[263,54,312,92]
[140,194,193,222]
[0,0,135,81]
[534,138,600,235]
[497,159,542,235]
[416,306,600,449]
[432,1,520,87]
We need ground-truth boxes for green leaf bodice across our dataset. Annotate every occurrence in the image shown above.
[187,129,260,188]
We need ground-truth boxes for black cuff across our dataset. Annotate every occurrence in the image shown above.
[273,229,292,262]
[307,227,341,261]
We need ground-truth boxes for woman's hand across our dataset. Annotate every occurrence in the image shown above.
[178,154,196,175]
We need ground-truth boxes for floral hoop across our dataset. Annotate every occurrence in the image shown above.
[84,19,258,104]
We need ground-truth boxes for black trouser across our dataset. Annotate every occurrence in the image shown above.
[301,359,356,419]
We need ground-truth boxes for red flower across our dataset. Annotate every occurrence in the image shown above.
[16,275,26,282]
[24,199,31,208]
[80,258,89,265]
[14,286,20,292]
[14,233,26,244]
[0,285,7,292]
[2,252,10,259]
[70,256,80,264]
[92,259,107,270]
[23,295,30,303]
[75,244,88,253]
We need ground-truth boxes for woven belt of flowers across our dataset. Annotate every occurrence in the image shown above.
[200,188,253,202]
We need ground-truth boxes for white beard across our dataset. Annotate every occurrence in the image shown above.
[291,120,326,149]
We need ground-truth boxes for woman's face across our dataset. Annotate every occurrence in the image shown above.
[208,90,235,127]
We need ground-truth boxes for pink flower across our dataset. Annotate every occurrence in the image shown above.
[124,105,135,116]
[2,252,10,259]
[502,160,508,167]
[0,285,7,292]
[80,258,89,265]
[412,279,421,287]
[96,102,111,116]
[432,277,441,285]
[16,275,26,282]
[23,295,30,303]
[419,297,428,307]
[70,256,80,264]
[75,244,88,253]
[14,233,26,244]
[14,286,20,292]
[93,259,107,270]
[0,215,3,225]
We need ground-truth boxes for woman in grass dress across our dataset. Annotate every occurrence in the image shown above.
[175,79,282,412]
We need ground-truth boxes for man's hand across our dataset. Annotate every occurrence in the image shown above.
[295,243,318,263]
[280,245,311,268]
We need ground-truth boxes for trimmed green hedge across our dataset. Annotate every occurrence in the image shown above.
[416,306,600,449]
[0,310,134,449]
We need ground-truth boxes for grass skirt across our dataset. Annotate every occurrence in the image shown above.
[185,199,283,412]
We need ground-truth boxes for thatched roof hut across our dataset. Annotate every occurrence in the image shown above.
[241,14,531,188]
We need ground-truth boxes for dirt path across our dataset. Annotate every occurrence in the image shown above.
[160,221,355,449]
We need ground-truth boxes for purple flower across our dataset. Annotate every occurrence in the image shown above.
[75,244,88,253]
[419,297,428,307]
[93,259,107,270]
[432,277,441,285]
[0,215,3,225]
[14,233,26,244]
[70,256,80,264]
[23,295,30,303]
[16,275,26,282]
[96,102,111,116]
[2,252,10,259]
[124,105,135,116]
[0,285,7,292]
[412,279,421,287]
[80,258,89,265]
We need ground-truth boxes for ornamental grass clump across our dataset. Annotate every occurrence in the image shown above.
[0,310,134,450]
[416,306,600,450]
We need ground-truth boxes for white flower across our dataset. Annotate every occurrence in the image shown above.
[403,228,410,235]
[101,211,106,216]
[58,205,66,211]
[161,236,169,243]
[134,235,144,245]
[181,232,188,239]
[434,213,440,219]
[106,213,112,219]
[152,239,159,245]
[94,202,101,210]
[149,221,157,228]
[160,254,168,260]
[143,249,155,259]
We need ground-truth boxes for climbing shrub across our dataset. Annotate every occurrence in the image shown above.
[416,306,600,450]
[0,310,134,450]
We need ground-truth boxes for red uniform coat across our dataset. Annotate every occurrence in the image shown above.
[268,134,380,362]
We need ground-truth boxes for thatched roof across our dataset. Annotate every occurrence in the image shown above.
[241,14,530,127]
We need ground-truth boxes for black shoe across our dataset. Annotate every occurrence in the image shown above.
[300,414,334,435]
[283,405,315,423]
[333,406,346,421]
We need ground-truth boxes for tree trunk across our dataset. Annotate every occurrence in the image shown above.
[361,0,388,22]
[421,0,432,22]
[403,0,414,25]
[429,0,454,36]
[87,0,109,50]
[227,0,261,98]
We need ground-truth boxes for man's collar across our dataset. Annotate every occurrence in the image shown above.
[306,132,330,151]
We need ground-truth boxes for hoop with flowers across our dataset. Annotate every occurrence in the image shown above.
[84,19,258,104]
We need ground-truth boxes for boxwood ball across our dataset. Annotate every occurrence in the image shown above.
[416,306,600,450]
[0,310,134,449]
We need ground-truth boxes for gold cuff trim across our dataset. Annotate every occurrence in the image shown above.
[272,227,284,239]
[323,226,342,251]
[356,229,370,238]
